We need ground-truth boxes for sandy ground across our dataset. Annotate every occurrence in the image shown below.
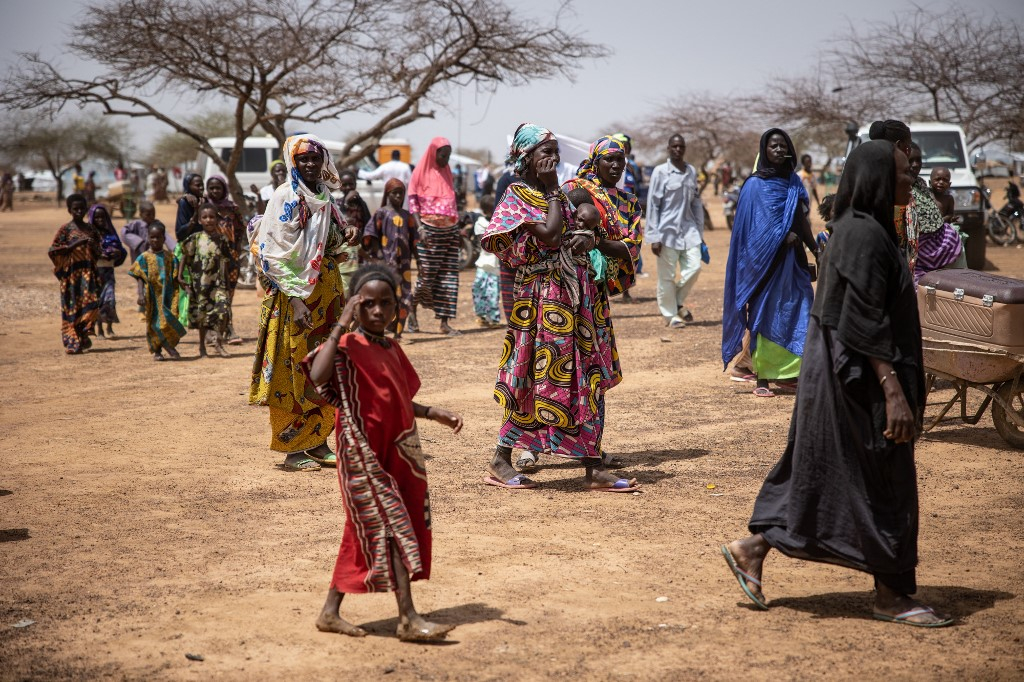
[1,192,1023,681]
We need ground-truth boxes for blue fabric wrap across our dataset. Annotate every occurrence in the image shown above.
[721,173,813,367]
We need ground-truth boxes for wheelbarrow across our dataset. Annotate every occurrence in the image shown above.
[921,337,1024,449]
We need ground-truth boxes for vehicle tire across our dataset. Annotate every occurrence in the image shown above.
[992,380,1024,449]
[458,235,479,270]
[987,212,1015,246]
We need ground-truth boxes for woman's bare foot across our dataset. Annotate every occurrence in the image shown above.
[439,321,461,336]
[725,535,770,602]
[198,344,208,358]
[874,583,954,626]
[315,612,367,637]
[584,466,638,490]
[214,338,230,358]
[105,324,116,339]
[165,346,181,360]
[153,351,164,361]
[396,617,455,642]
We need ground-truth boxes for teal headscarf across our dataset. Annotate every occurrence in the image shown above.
[506,123,556,175]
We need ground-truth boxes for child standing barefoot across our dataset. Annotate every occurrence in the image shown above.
[129,223,185,360]
[302,264,462,642]
[177,204,231,358]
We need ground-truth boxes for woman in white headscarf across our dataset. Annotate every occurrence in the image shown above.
[248,134,357,471]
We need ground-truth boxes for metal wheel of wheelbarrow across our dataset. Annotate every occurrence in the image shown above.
[992,380,1024,449]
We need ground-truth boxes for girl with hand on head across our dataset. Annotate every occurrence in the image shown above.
[302,264,462,642]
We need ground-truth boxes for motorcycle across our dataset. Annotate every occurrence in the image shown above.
[986,181,1024,246]
[722,183,741,230]
[457,209,483,270]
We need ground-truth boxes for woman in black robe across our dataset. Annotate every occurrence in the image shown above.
[720,139,954,628]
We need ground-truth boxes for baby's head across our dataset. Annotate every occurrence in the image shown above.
[576,203,601,230]
[929,167,951,194]
[479,193,495,219]
[567,188,602,230]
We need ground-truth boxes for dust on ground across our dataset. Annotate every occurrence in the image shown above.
[1,193,1022,681]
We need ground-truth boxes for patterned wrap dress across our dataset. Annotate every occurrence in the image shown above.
[363,205,418,335]
[128,248,186,353]
[301,333,431,593]
[482,183,617,461]
[48,221,100,354]
[180,231,231,335]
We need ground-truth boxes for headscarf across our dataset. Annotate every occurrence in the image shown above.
[576,135,627,184]
[407,136,456,218]
[384,177,405,194]
[88,204,127,266]
[249,133,346,299]
[182,172,203,197]
[506,124,556,176]
[269,159,285,173]
[831,140,898,245]
[204,174,237,209]
[752,128,797,180]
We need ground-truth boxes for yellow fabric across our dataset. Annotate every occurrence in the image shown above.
[249,260,344,452]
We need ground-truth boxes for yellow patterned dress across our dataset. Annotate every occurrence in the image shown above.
[249,252,345,453]
[128,248,186,353]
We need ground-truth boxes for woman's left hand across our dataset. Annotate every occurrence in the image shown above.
[429,407,463,434]
[290,297,313,330]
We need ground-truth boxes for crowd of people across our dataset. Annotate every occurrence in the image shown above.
[44,116,963,638]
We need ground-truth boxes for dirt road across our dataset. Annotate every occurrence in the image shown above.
[1,194,1022,680]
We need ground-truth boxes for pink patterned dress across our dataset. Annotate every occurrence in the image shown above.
[481,183,618,460]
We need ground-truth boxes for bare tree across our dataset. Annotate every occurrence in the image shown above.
[145,111,259,169]
[829,6,1024,149]
[632,91,760,187]
[2,0,602,207]
[0,113,125,205]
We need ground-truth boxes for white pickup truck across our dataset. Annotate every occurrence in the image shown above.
[847,122,986,269]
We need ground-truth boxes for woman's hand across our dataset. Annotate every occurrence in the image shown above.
[650,242,663,257]
[177,277,190,292]
[568,232,596,258]
[290,296,313,330]
[785,232,799,247]
[343,225,359,245]
[882,383,916,444]
[536,156,559,192]
[429,407,463,434]
[338,293,364,330]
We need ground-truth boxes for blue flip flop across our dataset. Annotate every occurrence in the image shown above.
[721,544,768,610]
[873,606,954,628]
[483,474,539,489]
[589,478,640,493]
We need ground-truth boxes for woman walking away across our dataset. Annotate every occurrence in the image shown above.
[721,140,953,628]
[249,133,355,472]
[302,264,462,642]
[363,178,418,339]
[178,205,232,358]
[722,129,816,398]
[48,194,101,354]
[407,137,461,336]
[129,223,184,360]
[88,204,127,339]
[480,123,637,492]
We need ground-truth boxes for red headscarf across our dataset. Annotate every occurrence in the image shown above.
[407,136,456,218]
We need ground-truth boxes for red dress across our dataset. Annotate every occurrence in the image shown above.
[301,333,431,593]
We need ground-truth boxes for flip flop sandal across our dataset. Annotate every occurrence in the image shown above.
[306,450,337,467]
[482,474,538,489]
[774,381,798,393]
[753,387,776,398]
[730,373,756,383]
[668,319,686,329]
[445,329,463,337]
[277,457,321,472]
[720,544,768,610]
[589,478,641,493]
[872,606,954,628]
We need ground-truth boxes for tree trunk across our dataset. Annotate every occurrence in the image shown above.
[54,177,65,207]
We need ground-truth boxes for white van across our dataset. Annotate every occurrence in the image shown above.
[197,136,386,209]
[849,122,986,268]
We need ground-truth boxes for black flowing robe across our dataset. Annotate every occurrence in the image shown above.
[749,208,925,594]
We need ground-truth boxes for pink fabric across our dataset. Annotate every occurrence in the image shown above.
[408,137,457,218]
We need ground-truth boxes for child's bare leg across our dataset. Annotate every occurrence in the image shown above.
[390,539,453,641]
[105,322,115,337]
[315,587,367,637]
[198,328,208,357]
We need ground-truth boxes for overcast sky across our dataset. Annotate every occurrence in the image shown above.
[3,0,1021,165]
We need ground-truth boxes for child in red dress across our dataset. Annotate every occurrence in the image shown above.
[302,264,463,641]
